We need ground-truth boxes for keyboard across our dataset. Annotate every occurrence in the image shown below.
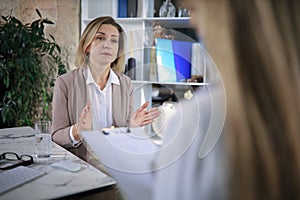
[0,166,46,195]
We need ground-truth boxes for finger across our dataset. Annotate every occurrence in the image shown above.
[149,106,160,111]
[148,107,160,113]
[86,100,91,106]
[148,114,160,121]
[85,105,90,112]
[83,101,91,112]
[136,102,149,112]
[86,103,91,111]
[81,107,90,122]
[142,118,155,126]
[148,109,161,118]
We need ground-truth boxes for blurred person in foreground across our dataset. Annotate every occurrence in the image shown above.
[152,0,300,200]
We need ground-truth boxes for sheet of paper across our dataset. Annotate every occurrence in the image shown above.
[81,127,160,200]
[81,127,161,173]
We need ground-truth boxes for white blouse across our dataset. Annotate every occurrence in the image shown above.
[86,67,120,130]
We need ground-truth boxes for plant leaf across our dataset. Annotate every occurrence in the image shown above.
[1,15,8,22]
[49,34,55,41]
[36,9,42,18]
[43,19,54,25]
[4,76,9,87]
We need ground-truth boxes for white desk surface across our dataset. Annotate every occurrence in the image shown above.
[0,126,116,200]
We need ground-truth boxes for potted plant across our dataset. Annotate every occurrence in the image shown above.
[0,9,66,128]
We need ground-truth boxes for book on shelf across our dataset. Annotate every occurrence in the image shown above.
[118,0,127,18]
[118,0,139,18]
[127,0,137,17]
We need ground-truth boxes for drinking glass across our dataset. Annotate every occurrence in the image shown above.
[35,121,52,158]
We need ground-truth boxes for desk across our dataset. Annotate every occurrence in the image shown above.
[0,126,116,200]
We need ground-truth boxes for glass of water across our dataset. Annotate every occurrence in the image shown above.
[35,121,52,158]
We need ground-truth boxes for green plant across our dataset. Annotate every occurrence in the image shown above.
[0,9,66,127]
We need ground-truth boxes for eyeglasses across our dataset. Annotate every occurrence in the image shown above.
[0,152,34,170]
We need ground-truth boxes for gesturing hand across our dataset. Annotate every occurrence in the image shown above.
[131,102,161,127]
[73,101,93,141]
[78,101,92,130]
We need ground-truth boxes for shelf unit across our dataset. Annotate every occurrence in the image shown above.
[81,0,211,110]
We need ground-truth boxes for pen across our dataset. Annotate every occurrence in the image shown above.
[102,130,109,135]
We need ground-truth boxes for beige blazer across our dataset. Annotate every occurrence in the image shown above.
[51,67,133,161]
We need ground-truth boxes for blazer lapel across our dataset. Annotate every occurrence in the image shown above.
[112,83,122,126]
[73,67,87,122]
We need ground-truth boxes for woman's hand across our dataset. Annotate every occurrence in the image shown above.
[73,101,92,140]
[78,101,92,130]
[131,102,161,127]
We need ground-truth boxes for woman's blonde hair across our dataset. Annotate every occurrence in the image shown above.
[183,0,300,199]
[228,1,300,199]
[75,16,125,73]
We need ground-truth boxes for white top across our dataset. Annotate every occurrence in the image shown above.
[152,86,228,200]
[86,67,120,130]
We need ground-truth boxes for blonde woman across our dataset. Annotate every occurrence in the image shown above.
[51,16,160,161]
[152,0,300,200]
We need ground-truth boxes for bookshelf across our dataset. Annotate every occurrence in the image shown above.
[81,0,212,110]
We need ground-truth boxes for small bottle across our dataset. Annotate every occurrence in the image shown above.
[178,6,190,17]
[127,57,136,80]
